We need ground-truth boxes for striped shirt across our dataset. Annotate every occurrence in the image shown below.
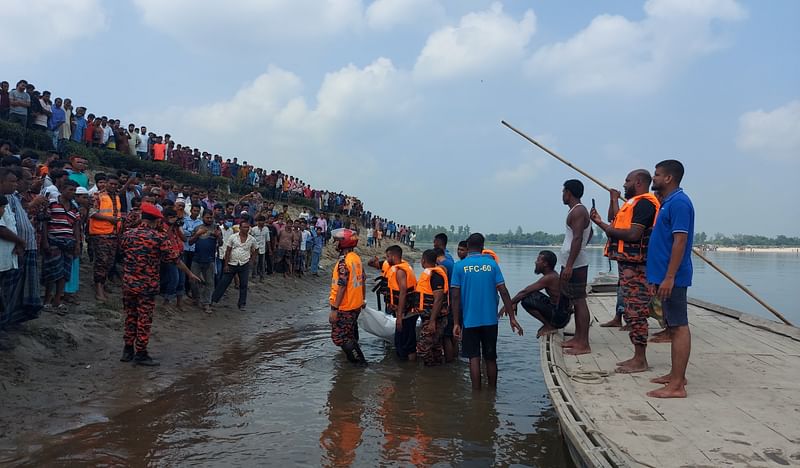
[47,200,80,239]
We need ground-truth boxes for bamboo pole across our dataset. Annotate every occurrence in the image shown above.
[501,120,794,327]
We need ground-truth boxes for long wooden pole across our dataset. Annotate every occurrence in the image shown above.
[501,120,794,327]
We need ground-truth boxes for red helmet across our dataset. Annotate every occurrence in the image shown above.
[338,237,358,249]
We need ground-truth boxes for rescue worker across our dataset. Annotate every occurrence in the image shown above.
[120,203,200,366]
[384,245,418,361]
[89,173,123,301]
[329,234,368,366]
[415,249,449,366]
[367,254,391,311]
[590,169,660,374]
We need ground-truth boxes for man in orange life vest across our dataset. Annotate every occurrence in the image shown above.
[329,235,367,366]
[415,249,449,366]
[89,174,122,301]
[384,245,418,361]
[590,169,660,374]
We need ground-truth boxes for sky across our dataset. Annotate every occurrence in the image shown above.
[3,0,798,236]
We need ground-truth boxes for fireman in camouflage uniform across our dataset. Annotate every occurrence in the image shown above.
[415,249,449,366]
[119,203,200,366]
[590,170,660,374]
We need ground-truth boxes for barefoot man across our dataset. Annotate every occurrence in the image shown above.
[560,180,592,355]
[510,250,569,338]
[645,160,694,398]
[590,170,659,373]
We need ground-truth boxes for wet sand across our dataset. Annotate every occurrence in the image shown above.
[0,238,408,461]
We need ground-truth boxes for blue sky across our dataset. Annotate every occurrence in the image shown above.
[4,0,798,236]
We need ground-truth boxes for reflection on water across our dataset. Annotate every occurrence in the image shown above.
[12,310,573,467]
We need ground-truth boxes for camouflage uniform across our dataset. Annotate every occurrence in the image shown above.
[619,262,650,346]
[417,314,447,366]
[120,224,180,353]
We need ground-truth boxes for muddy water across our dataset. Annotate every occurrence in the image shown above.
[12,299,573,467]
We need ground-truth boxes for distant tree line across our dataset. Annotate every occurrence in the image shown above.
[412,226,799,247]
[697,232,800,247]
[410,224,471,242]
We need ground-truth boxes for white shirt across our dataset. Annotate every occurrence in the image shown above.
[299,210,310,221]
[561,203,592,269]
[250,226,270,254]
[0,207,19,271]
[218,225,234,258]
[367,228,374,238]
[88,184,100,197]
[102,125,113,144]
[224,233,257,266]
[300,229,311,251]
[43,185,60,202]
[35,99,50,127]
[135,132,148,152]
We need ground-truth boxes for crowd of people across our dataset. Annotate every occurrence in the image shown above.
[0,78,389,217]
[0,77,421,367]
[326,159,694,399]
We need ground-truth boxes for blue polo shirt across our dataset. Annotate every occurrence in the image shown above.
[647,188,694,287]
[437,248,455,280]
[451,252,505,328]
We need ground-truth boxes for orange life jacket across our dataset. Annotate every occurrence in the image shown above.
[89,192,121,235]
[416,266,449,317]
[604,192,661,263]
[386,261,416,309]
[329,251,365,311]
[482,249,499,263]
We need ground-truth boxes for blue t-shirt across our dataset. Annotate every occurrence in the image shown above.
[437,249,455,281]
[647,188,694,287]
[451,252,505,328]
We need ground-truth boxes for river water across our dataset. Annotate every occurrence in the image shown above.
[13,246,796,467]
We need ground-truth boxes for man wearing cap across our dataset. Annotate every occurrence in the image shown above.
[119,202,200,366]
[329,232,367,366]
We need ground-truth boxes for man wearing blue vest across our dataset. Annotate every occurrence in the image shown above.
[646,159,694,399]
[451,233,523,390]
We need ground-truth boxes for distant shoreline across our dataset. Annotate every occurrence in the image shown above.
[712,247,800,254]
[481,243,800,254]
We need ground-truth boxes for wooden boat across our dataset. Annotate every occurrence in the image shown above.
[541,287,800,467]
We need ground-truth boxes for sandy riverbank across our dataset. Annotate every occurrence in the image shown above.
[0,224,416,460]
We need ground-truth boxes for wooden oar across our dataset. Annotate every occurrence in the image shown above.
[501,120,795,327]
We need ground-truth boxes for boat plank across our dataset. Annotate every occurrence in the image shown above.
[543,293,800,468]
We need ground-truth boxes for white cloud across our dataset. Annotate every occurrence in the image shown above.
[132,0,363,45]
[0,0,107,62]
[140,58,416,181]
[366,0,445,31]
[736,100,800,162]
[492,151,547,185]
[527,0,747,95]
[414,2,536,81]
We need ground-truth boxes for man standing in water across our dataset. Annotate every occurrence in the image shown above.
[646,160,694,398]
[451,233,523,390]
[560,180,593,355]
[329,234,367,366]
[590,170,659,373]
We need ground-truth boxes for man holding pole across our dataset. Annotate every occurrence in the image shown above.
[645,160,694,398]
[590,170,659,373]
[560,180,593,355]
